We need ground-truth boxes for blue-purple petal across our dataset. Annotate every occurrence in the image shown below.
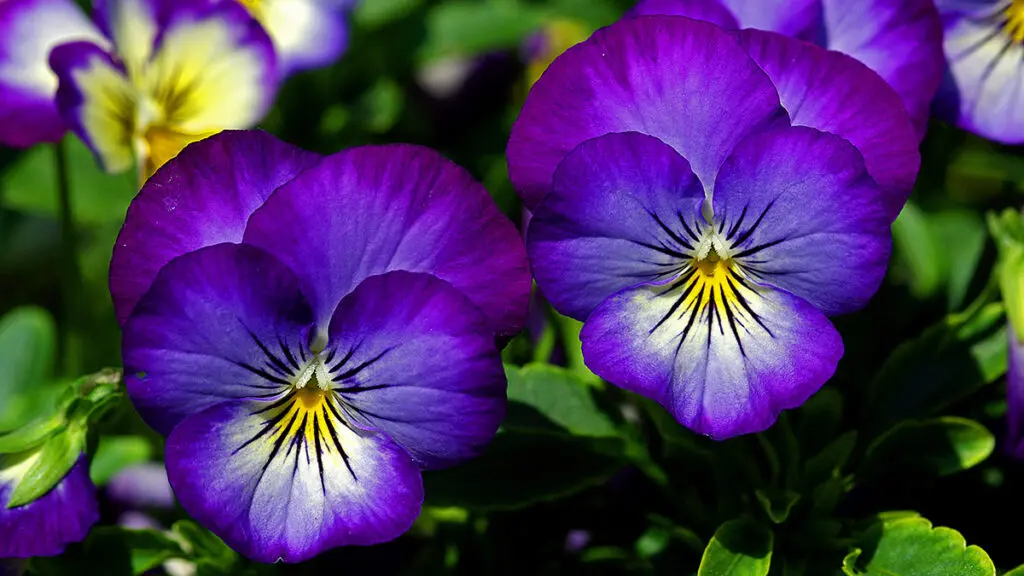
[326,271,506,469]
[109,130,321,325]
[123,243,315,435]
[1007,330,1024,459]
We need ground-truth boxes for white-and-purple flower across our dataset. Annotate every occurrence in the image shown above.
[229,0,354,75]
[508,16,912,439]
[628,0,944,140]
[112,130,531,562]
[933,0,1024,143]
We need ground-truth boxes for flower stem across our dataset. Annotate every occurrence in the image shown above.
[55,139,86,376]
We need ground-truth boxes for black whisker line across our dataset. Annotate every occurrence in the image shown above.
[631,240,689,259]
[259,409,300,475]
[340,383,392,394]
[231,361,290,387]
[235,403,294,454]
[649,211,694,250]
[321,407,357,481]
[732,237,788,259]
[726,205,749,239]
[677,284,706,344]
[278,335,300,370]
[328,344,359,373]
[247,329,293,376]
[333,347,394,380]
[732,200,776,248]
[721,294,747,357]
[652,274,698,333]
[678,212,701,243]
[726,276,773,337]
[313,412,327,494]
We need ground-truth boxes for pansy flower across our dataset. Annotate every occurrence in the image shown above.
[0,456,98,558]
[933,0,1024,143]
[508,17,911,438]
[0,0,105,147]
[229,0,355,75]
[113,130,530,562]
[48,0,276,178]
[628,0,944,140]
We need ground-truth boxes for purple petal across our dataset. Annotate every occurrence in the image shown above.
[325,271,506,469]
[626,0,739,28]
[257,0,350,74]
[165,400,423,563]
[581,281,842,439]
[506,16,789,210]
[819,0,943,140]
[935,7,1024,143]
[109,130,321,325]
[735,29,919,220]
[242,144,531,339]
[106,463,175,510]
[0,456,98,558]
[0,0,103,147]
[719,0,820,39]
[711,126,892,316]
[1007,331,1024,459]
[50,41,136,173]
[123,243,315,435]
[528,132,706,321]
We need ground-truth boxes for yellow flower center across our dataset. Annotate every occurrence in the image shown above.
[1006,0,1024,43]
[236,0,264,21]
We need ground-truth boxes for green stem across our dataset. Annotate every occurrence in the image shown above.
[55,140,85,376]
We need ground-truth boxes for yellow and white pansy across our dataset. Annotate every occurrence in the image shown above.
[49,0,277,179]
[231,0,353,74]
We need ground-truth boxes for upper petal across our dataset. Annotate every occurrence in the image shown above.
[325,271,506,470]
[819,0,944,140]
[735,29,919,220]
[626,0,739,28]
[581,277,842,439]
[50,41,136,173]
[719,0,821,39]
[506,15,789,209]
[144,1,277,133]
[0,0,104,147]
[0,455,98,558]
[257,0,350,74]
[711,126,892,316]
[166,400,422,563]
[110,130,321,325]
[528,132,706,321]
[123,243,315,435]
[935,7,1024,143]
[242,144,531,339]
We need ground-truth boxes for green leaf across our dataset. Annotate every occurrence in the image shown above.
[859,417,994,480]
[990,208,1024,340]
[353,0,424,29]
[423,430,628,511]
[1,137,137,225]
[892,202,943,299]
[504,363,617,438]
[420,0,547,61]
[0,409,65,454]
[803,431,857,489]
[6,425,86,507]
[89,436,154,486]
[754,489,801,524]
[698,519,773,576]
[172,520,237,572]
[842,514,995,576]
[1004,565,1024,576]
[0,307,56,431]
[27,526,185,576]
[866,303,1007,435]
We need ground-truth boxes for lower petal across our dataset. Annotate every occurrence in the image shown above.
[50,41,136,173]
[581,280,842,439]
[627,0,739,28]
[937,14,1024,144]
[165,400,423,563]
[0,455,98,558]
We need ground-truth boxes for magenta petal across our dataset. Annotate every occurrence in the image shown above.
[242,144,531,339]
[326,271,506,469]
[720,0,821,39]
[165,400,423,563]
[507,16,789,209]
[0,456,98,558]
[1008,331,1024,459]
[581,280,842,440]
[735,29,919,220]
[820,0,944,140]
[110,130,321,325]
[123,243,315,435]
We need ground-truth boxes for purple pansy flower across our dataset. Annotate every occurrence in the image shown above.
[508,17,903,439]
[45,0,277,178]
[0,455,99,558]
[114,130,530,562]
[933,0,1024,143]
[0,0,105,147]
[628,0,944,140]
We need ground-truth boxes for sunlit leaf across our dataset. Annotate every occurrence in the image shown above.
[842,513,995,576]
[859,417,994,479]
[505,363,617,438]
[697,519,773,576]
[89,436,154,486]
[6,425,86,508]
